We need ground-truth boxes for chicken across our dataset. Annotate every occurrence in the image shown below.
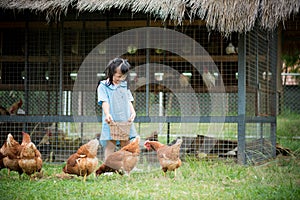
[0,133,23,177]
[37,131,51,147]
[202,67,215,89]
[141,131,158,153]
[36,130,54,162]
[96,136,140,176]
[144,138,183,178]
[0,151,5,170]
[63,139,99,181]
[7,99,23,115]
[225,42,236,54]
[145,131,158,141]
[179,74,190,88]
[18,132,43,178]
[0,106,10,115]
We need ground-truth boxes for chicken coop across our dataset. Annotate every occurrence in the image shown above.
[0,1,286,166]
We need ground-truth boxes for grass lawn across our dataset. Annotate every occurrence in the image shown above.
[0,155,299,200]
[0,113,299,200]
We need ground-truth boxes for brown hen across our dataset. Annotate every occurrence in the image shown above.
[144,138,183,177]
[96,136,140,176]
[0,151,5,170]
[18,132,43,178]
[63,139,99,181]
[0,133,23,177]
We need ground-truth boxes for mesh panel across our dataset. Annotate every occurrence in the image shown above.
[0,14,278,166]
[244,26,277,164]
[279,72,300,114]
[281,81,300,113]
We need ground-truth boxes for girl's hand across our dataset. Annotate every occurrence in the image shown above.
[128,112,136,122]
[105,114,113,123]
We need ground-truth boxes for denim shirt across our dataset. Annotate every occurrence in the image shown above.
[97,80,137,146]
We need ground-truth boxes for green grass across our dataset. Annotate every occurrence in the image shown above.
[277,111,300,152]
[0,156,299,200]
[1,113,299,200]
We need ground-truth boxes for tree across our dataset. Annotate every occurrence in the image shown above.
[281,52,300,85]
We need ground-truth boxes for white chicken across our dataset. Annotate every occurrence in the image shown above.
[179,74,189,88]
[225,42,236,55]
[202,67,215,89]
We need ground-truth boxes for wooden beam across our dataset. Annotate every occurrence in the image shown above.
[0,22,25,28]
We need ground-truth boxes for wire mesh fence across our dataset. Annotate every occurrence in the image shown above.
[280,73,300,114]
[241,26,277,164]
[0,14,280,166]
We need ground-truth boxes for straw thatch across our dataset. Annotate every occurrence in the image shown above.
[0,0,299,36]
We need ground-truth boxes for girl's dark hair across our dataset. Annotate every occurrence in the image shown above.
[97,58,131,88]
[105,58,130,86]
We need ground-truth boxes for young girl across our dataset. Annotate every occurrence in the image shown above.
[97,58,138,159]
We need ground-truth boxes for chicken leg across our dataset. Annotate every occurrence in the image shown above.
[83,173,87,182]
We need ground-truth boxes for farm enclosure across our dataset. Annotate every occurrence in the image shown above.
[0,10,277,165]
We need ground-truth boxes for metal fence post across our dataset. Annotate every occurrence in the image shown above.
[237,33,246,165]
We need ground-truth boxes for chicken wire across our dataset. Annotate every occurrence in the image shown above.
[0,12,277,166]
[280,74,300,114]
[240,26,277,164]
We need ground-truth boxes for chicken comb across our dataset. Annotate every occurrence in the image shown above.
[21,132,31,145]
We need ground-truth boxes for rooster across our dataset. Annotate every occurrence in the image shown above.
[144,138,183,178]
[63,139,99,181]
[18,132,43,178]
[37,131,51,147]
[96,136,140,176]
[202,67,215,89]
[7,99,23,115]
[36,130,54,162]
[0,134,23,177]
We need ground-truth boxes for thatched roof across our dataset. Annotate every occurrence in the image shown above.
[0,0,299,36]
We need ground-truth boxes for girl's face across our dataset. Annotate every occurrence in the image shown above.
[112,67,127,85]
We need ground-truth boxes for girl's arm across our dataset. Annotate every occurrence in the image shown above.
[102,101,113,123]
[128,102,136,122]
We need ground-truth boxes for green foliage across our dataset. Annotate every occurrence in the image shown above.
[281,52,300,84]
[282,52,299,69]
